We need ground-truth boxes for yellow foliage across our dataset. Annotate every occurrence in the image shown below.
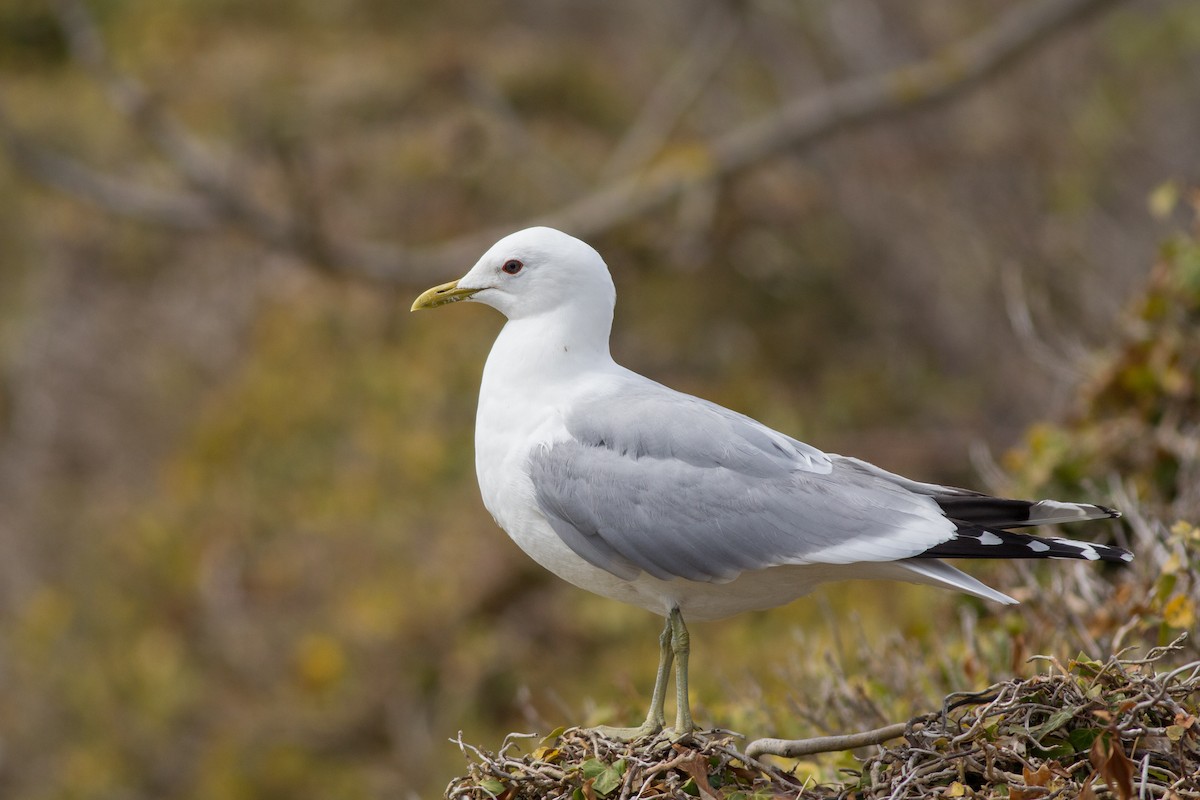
[18,586,73,648]
[1162,594,1196,630]
[294,632,348,693]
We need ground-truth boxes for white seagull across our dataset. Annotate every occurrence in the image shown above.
[411,226,1130,740]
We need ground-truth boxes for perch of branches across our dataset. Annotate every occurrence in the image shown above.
[446,636,1199,800]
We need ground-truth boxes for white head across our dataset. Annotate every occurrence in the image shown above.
[411,227,616,323]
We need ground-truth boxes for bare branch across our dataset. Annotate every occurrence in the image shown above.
[51,0,319,254]
[0,106,216,230]
[746,720,913,761]
[542,0,1128,237]
[3,0,1130,286]
[600,0,745,180]
[52,0,234,200]
[465,70,586,195]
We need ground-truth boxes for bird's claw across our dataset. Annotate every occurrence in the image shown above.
[590,721,664,742]
[666,726,698,745]
[589,722,703,746]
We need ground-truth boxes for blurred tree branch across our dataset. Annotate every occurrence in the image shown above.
[599,0,746,181]
[0,0,1129,285]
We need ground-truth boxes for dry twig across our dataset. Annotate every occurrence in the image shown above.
[446,637,1200,799]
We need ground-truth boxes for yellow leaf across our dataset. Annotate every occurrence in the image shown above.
[531,746,561,763]
[946,780,967,797]
[1169,520,1200,542]
[294,632,347,692]
[1163,594,1196,629]
[1149,181,1180,218]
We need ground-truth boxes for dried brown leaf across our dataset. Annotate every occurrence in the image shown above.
[672,748,719,800]
[1011,763,1054,799]
[1089,733,1134,800]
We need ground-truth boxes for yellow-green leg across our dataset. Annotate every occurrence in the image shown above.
[593,615,673,741]
[669,606,698,737]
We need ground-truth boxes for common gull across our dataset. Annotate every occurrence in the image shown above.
[411,226,1130,739]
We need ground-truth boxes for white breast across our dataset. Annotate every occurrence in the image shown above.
[472,319,639,602]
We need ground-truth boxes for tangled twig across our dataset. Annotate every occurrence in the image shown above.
[446,637,1200,799]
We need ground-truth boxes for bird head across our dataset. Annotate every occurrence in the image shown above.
[411,227,617,322]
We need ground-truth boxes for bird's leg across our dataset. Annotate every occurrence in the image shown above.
[644,615,674,730]
[592,615,673,741]
[668,606,699,738]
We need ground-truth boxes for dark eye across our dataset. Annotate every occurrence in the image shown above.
[501,259,523,275]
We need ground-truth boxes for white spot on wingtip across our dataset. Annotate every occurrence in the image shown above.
[1027,539,1050,552]
[1050,538,1100,560]
[979,532,1003,545]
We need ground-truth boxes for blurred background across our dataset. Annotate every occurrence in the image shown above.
[1,0,1199,797]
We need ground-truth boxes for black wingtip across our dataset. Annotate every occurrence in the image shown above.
[918,525,1134,564]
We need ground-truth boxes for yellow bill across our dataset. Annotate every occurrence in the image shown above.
[410,280,480,311]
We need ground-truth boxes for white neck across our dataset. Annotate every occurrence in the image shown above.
[474,303,619,515]
[482,303,616,390]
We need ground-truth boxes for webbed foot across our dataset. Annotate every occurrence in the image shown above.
[590,721,664,742]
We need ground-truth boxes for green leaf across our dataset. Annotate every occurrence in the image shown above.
[1068,727,1102,752]
[1032,707,1078,738]
[542,725,567,743]
[593,759,626,796]
[1033,742,1076,760]
[580,758,625,797]
[479,778,506,796]
[1156,572,1179,603]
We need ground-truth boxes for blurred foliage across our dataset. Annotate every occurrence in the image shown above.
[1001,191,1200,659]
[1009,189,1200,513]
[2,2,1200,799]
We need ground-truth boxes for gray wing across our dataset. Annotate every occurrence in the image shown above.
[530,382,956,583]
